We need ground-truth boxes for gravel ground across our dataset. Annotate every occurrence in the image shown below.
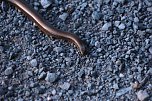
[0,0,152,100]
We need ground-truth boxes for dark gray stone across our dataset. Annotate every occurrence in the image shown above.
[0,86,7,96]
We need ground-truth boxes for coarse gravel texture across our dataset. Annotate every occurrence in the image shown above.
[0,0,152,101]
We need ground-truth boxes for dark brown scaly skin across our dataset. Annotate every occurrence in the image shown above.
[6,0,86,55]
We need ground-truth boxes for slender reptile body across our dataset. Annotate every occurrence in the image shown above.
[6,0,86,55]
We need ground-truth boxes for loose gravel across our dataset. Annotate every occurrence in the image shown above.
[0,0,152,100]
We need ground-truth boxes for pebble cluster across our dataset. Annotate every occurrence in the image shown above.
[0,0,152,100]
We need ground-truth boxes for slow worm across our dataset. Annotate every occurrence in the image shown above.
[6,0,86,55]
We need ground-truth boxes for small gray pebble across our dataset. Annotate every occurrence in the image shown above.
[25,91,30,96]
[68,90,73,95]
[38,71,46,79]
[117,8,125,14]
[80,3,87,10]
[136,90,149,101]
[52,89,56,95]
[45,72,58,83]
[137,30,145,37]
[0,46,4,53]
[17,98,24,101]
[112,83,119,90]
[133,23,138,31]
[65,58,72,66]
[5,67,13,76]
[30,59,38,67]
[119,73,125,78]
[26,56,32,60]
[147,23,152,29]
[27,71,33,76]
[118,23,126,30]
[104,0,111,4]
[78,69,85,78]
[94,41,100,47]
[43,46,48,51]
[113,1,118,7]
[126,20,132,27]
[116,0,126,4]
[116,60,122,66]
[148,47,152,54]
[102,22,111,31]
[34,2,40,6]
[148,68,152,74]
[147,7,152,12]
[97,48,102,52]
[92,11,101,20]
[29,82,36,88]
[53,47,63,53]
[60,82,71,90]
[134,17,139,23]
[40,0,51,8]
[59,13,69,21]
[146,29,152,33]
[114,21,120,27]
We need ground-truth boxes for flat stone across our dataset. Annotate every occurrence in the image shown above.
[114,21,120,27]
[17,98,24,101]
[118,23,125,30]
[40,0,51,8]
[0,46,3,53]
[30,59,38,67]
[26,56,32,60]
[59,13,69,21]
[102,22,111,31]
[116,0,126,4]
[52,89,56,95]
[119,73,125,78]
[147,7,152,12]
[53,47,63,53]
[92,11,101,20]
[45,72,58,83]
[112,83,119,90]
[136,90,149,101]
[147,23,152,29]
[148,68,152,74]
[60,82,71,90]
[115,87,132,98]
[149,47,152,54]
[5,67,13,76]
[134,17,139,23]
